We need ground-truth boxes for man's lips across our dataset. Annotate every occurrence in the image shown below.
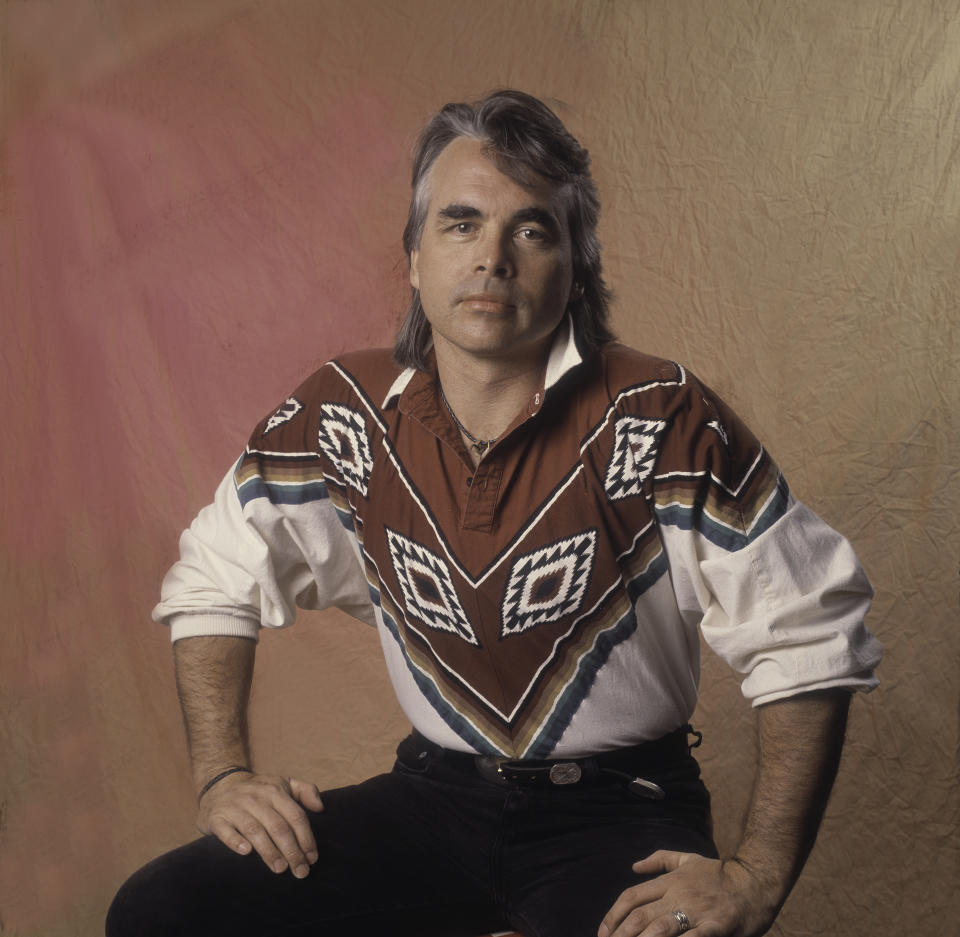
[459,292,515,308]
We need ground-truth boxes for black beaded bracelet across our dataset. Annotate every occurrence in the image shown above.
[198,765,252,801]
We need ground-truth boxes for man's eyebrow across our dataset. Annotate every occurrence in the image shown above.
[436,204,481,221]
[513,206,561,233]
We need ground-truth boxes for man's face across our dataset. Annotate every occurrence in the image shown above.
[410,137,578,369]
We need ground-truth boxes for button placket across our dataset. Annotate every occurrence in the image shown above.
[461,460,501,531]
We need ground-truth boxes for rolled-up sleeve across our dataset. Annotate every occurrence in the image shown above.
[692,498,880,704]
[153,464,373,642]
[152,373,375,642]
[653,377,882,705]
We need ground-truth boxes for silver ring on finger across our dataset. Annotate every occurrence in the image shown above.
[672,909,691,933]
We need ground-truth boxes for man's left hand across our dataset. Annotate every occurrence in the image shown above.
[597,851,777,937]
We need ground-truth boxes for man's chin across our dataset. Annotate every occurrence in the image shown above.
[436,334,557,371]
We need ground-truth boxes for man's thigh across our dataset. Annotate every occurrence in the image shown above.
[106,769,507,937]
[107,748,717,937]
[501,778,718,937]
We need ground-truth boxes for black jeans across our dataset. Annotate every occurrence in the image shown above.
[106,733,717,937]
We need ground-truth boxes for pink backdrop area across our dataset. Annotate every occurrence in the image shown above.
[1,2,956,935]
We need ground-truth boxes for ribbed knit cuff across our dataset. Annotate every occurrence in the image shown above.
[167,612,260,643]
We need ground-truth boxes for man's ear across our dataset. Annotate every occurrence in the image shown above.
[409,250,420,290]
[569,280,583,301]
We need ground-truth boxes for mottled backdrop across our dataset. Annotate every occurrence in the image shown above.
[1,1,956,935]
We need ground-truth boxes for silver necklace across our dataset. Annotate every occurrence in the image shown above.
[440,387,496,456]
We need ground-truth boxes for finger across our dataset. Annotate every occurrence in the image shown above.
[288,778,323,863]
[600,902,663,937]
[208,816,253,858]
[257,803,315,878]
[635,910,698,937]
[599,884,665,937]
[289,777,325,813]
[604,873,670,924]
[272,786,321,866]
[630,849,687,875]
[654,912,710,937]
[229,807,297,875]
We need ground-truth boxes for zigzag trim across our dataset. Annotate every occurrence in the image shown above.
[654,467,789,551]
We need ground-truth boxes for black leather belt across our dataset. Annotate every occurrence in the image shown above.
[409,725,699,799]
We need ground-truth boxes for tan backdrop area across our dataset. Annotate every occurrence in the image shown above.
[1,1,957,935]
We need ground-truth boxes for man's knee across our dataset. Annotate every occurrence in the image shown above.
[104,838,224,937]
[105,864,161,937]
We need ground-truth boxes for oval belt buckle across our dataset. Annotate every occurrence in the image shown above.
[548,762,582,785]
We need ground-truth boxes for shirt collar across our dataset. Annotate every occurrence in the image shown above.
[382,365,418,409]
[381,313,583,409]
[543,313,583,391]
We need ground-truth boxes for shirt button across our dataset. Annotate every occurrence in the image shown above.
[466,477,473,487]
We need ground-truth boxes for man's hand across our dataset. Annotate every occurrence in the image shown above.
[197,770,324,879]
[598,851,778,937]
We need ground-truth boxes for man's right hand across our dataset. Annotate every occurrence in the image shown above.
[197,771,324,878]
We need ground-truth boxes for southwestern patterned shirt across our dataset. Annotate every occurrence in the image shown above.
[156,320,881,758]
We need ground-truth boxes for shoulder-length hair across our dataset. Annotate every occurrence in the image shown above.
[394,90,614,370]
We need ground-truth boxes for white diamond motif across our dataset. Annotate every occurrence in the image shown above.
[317,403,373,498]
[501,531,597,637]
[387,529,478,646]
[604,417,668,501]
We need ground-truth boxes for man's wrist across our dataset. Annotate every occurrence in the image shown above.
[197,765,252,801]
[725,853,790,918]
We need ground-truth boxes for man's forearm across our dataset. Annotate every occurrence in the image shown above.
[600,688,853,937]
[733,689,851,915]
[172,634,323,877]
[173,635,256,794]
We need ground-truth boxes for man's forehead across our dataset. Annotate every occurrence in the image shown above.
[426,137,564,214]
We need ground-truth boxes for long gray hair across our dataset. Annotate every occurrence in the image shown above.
[394,90,614,369]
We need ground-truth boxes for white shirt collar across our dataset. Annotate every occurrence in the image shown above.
[543,313,583,391]
[382,366,417,408]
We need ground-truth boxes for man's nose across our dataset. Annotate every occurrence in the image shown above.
[474,231,515,277]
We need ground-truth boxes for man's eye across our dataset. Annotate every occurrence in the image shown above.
[517,227,545,241]
[453,222,475,234]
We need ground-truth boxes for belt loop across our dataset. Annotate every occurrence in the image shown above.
[686,724,703,751]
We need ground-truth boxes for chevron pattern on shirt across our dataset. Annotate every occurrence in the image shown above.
[235,348,790,758]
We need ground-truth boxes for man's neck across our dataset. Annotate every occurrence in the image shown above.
[434,341,549,447]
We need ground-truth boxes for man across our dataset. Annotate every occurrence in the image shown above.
[107,91,881,937]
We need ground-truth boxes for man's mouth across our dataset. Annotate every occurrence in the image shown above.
[460,292,515,309]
